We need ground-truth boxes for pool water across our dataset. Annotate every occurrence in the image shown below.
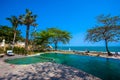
[5,56,54,64]
[5,53,120,80]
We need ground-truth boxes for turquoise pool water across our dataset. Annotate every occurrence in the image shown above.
[5,56,54,64]
[5,53,120,80]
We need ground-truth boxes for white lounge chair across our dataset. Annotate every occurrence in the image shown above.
[0,54,4,57]
[7,50,14,56]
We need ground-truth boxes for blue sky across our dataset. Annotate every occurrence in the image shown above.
[0,0,120,46]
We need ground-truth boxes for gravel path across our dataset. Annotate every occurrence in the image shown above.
[0,55,101,80]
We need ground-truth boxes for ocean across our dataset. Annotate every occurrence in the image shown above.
[57,46,120,52]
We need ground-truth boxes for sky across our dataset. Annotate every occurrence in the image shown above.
[0,0,120,46]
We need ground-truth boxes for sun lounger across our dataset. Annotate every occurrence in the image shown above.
[7,50,14,56]
[0,54,4,57]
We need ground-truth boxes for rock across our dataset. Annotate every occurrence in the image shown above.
[44,77,50,80]
[11,77,17,80]
[56,74,61,78]
[57,69,62,73]
[73,70,79,73]
[48,72,55,77]
[44,68,48,72]
[28,76,33,80]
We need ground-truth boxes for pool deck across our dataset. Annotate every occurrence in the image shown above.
[0,55,101,80]
[47,50,120,60]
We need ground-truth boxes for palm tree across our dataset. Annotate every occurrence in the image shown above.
[0,25,23,44]
[34,28,72,51]
[33,30,52,51]
[35,30,52,45]
[19,9,37,51]
[48,28,72,50]
[6,16,21,50]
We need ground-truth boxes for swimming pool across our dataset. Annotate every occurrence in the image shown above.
[5,53,120,80]
[5,56,54,64]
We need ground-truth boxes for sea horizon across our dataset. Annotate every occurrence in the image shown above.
[56,46,120,52]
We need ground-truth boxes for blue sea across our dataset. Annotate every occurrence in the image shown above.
[57,46,120,52]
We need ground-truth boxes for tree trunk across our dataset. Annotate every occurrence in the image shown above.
[105,40,112,56]
[12,30,16,50]
[54,41,58,51]
[25,25,30,51]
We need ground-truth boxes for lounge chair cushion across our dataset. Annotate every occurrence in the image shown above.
[7,50,14,56]
[0,54,4,57]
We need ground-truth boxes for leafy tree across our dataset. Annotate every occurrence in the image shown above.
[97,14,120,26]
[19,9,38,50]
[0,25,23,43]
[48,28,72,50]
[6,16,21,49]
[86,15,120,55]
[35,30,51,45]
[32,30,52,51]
[34,28,72,51]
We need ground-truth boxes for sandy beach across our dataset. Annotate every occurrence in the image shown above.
[0,54,101,80]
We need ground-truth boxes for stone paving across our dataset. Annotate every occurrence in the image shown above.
[0,55,101,80]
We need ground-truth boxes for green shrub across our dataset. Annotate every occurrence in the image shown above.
[6,47,11,50]
[13,47,27,55]
[0,47,4,54]
[6,47,27,55]
[5,47,36,55]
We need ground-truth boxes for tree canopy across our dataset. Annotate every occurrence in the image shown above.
[6,16,22,50]
[19,9,38,50]
[6,16,21,30]
[86,14,120,55]
[34,28,72,51]
[0,25,23,43]
[47,28,72,50]
[86,26,120,42]
[97,14,120,26]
